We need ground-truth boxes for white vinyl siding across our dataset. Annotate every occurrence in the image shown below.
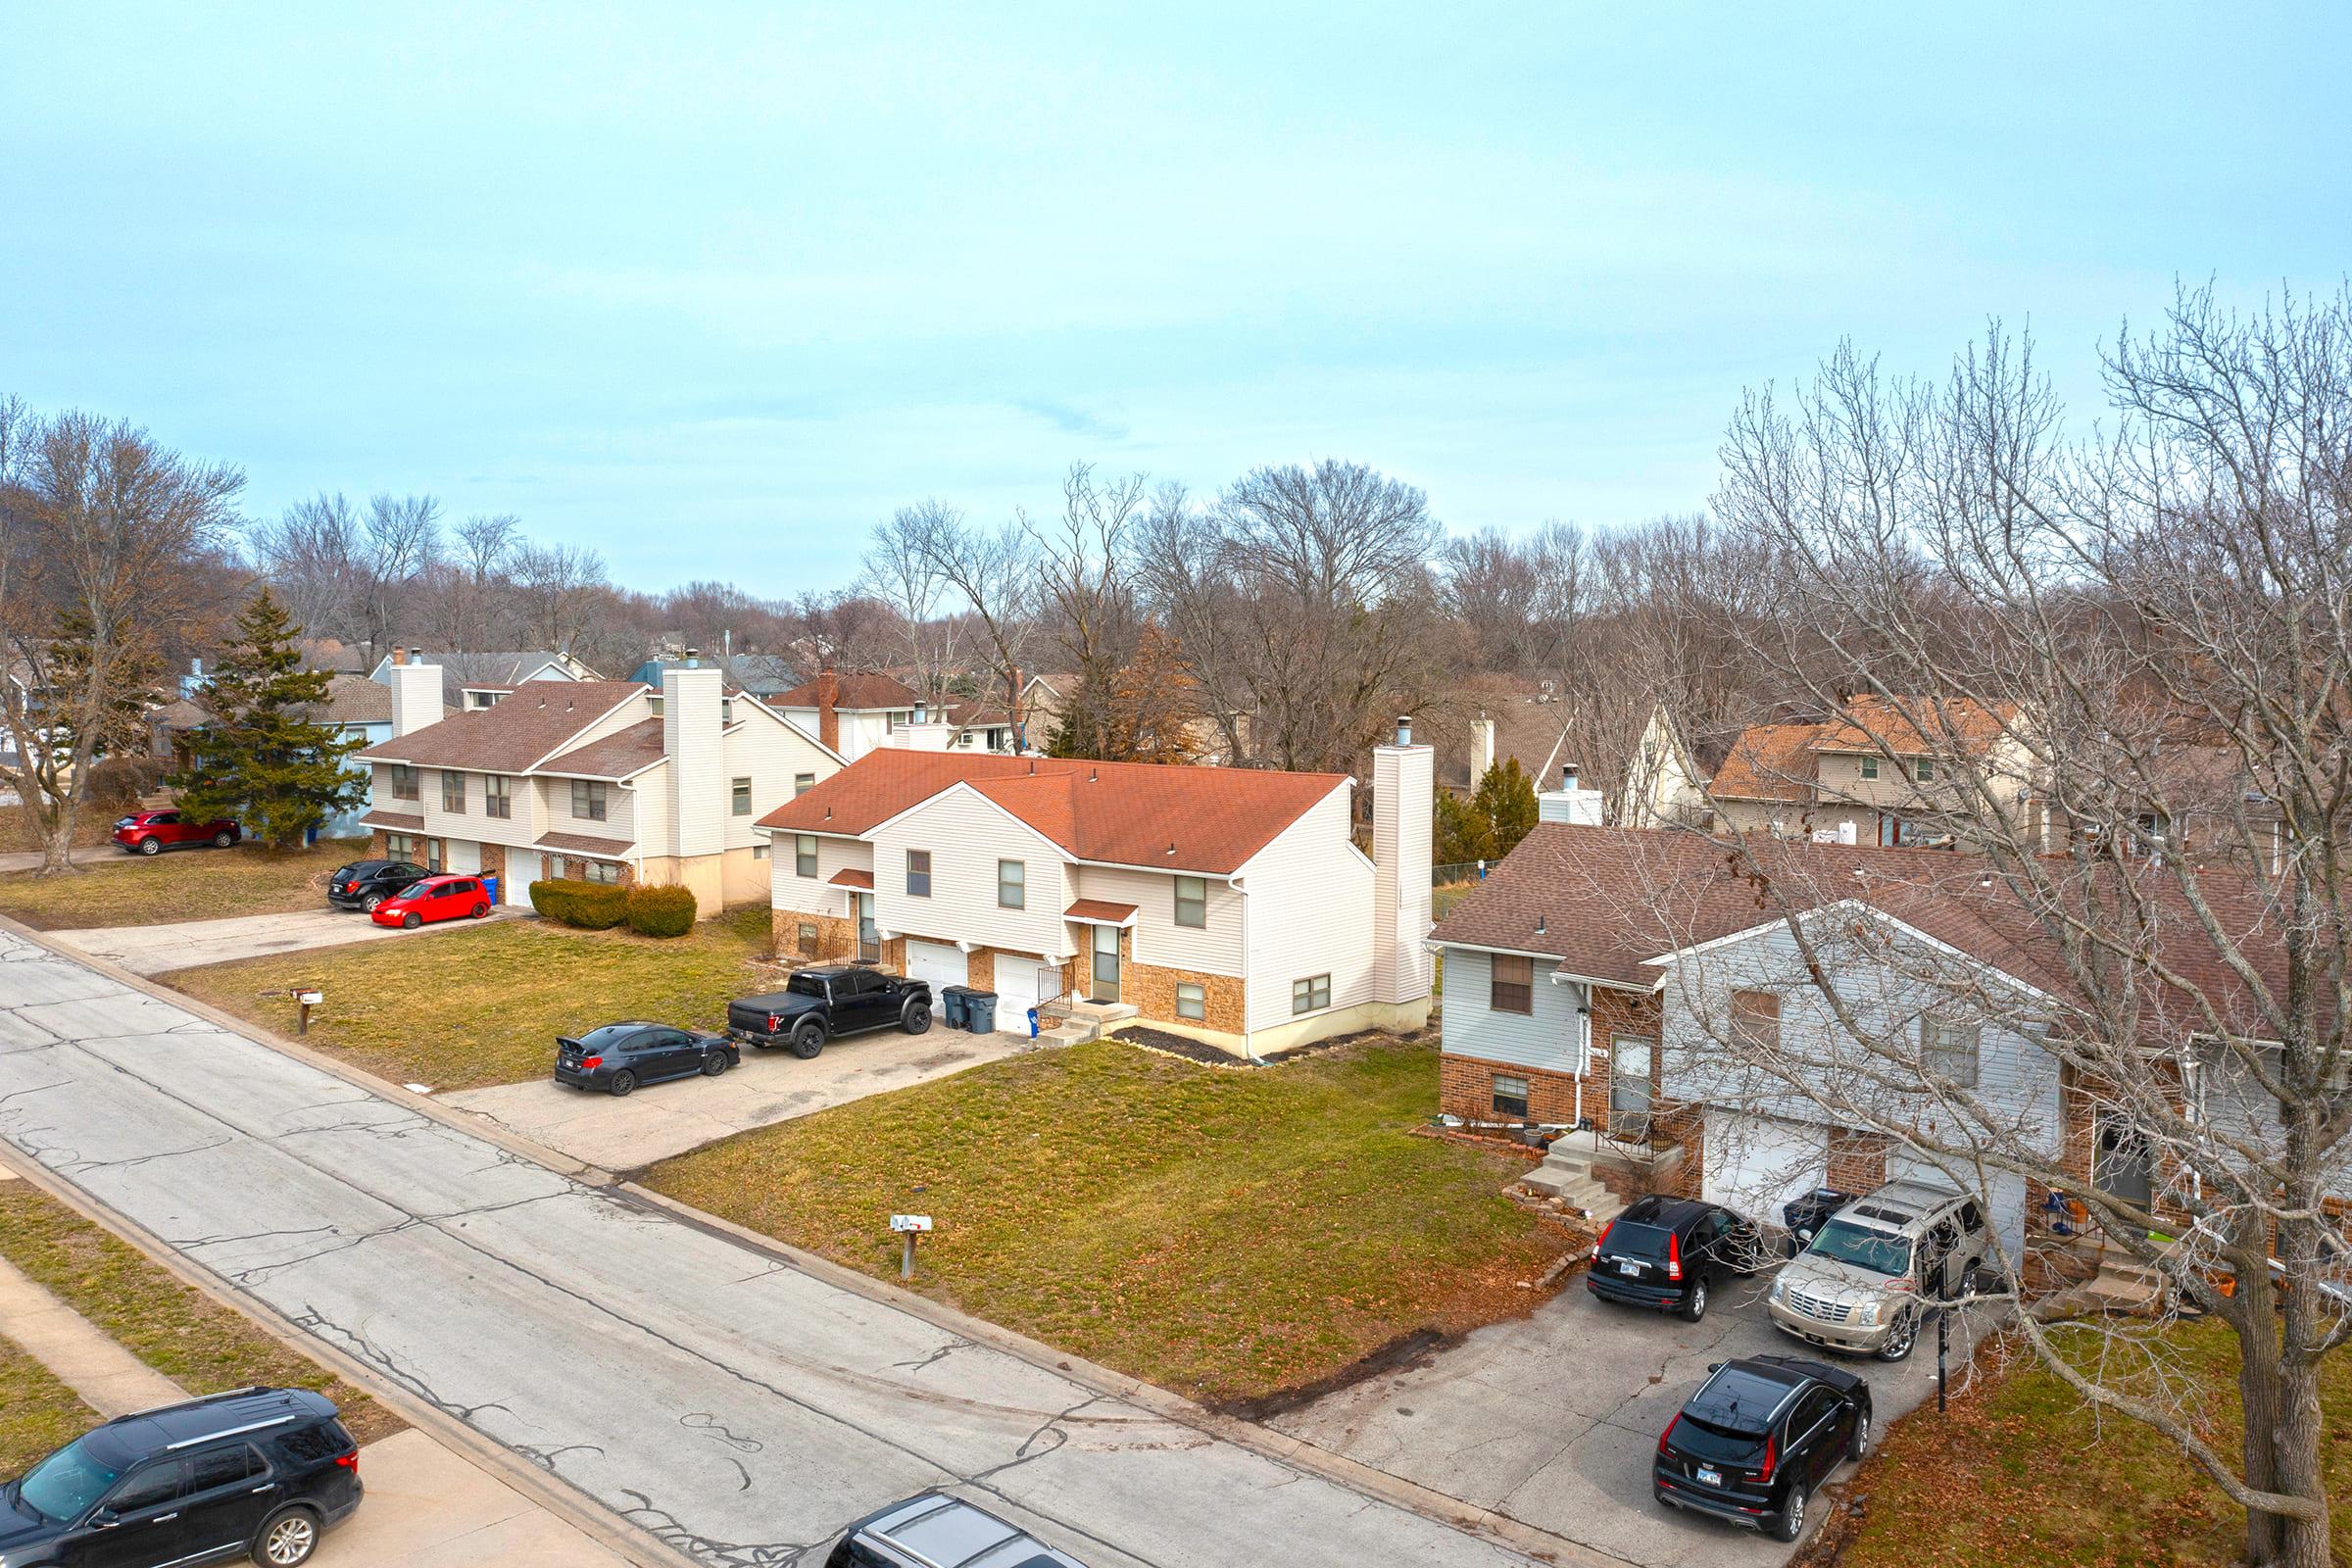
[768,835,871,918]
[1439,948,1586,1074]
[1239,789,1373,1033]
[1072,864,1244,977]
[719,704,837,850]
[870,789,1069,956]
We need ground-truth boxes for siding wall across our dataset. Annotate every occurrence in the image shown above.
[1072,864,1244,976]
[769,834,872,917]
[1240,789,1374,1034]
[721,711,836,852]
[1438,948,1586,1074]
[533,775,637,844]
[869,790,1072,956]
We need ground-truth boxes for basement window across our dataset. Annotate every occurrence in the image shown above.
[1176,982,1205,1021]
[797,922,819,957]
[1493,1074,1531,1119]
[1292,973,1331,1014]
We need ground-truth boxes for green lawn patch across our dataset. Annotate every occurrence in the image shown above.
[0,1184,404,1446]
[1830,1318,2350,1568]
[0,836,369,929]
[170,905,782,1092]
[0,1332,100,1477]
[643,1034,1567,1406]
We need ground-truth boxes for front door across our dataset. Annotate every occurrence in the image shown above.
[1090,922,1121,1004]
[2093,1113,2155,1210]
[856,894,879,962]
[1609,1036,1653,1140]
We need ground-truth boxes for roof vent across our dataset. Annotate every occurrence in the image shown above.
[1090,767,1099,782]
[1536,913,1546,935]
[1395,715,1413,747]
[1165,841,1176,857]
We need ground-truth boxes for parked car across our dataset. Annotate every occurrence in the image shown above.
[828,1492,1089,1568]
[555,1022,738,1096]
[1767,1179,1991,1360]
[111,808,240,856]
[0,1385,361,1567]
[368,873,494,929]
[1654,1354,1871,1542]
[325,858,431,913]
[1781,1186,1856,1254]
[727,966,933,1059]
[1588,1195,1765,1322]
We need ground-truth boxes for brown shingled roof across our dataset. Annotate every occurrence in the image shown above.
[356,681,646,772]
[756,750,1348,874]
[360,809,423,833]
[541,718,666,779]
[773,671,921,710]
[534,830,632,858]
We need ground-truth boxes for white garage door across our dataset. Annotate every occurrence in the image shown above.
[904,940,965,995]
[1703,1111,1831,1225]
[989,955,1052,1034]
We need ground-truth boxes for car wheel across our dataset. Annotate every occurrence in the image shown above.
[1877,1308,1919,1361]
[1680,1277,1708,1322]
[1852,1406,1872,1459]
[702,1051,730,1077]
[1770,1484,1806,1544]
[401,911,422,930]
[903,1002,932,1035]
[470,902,491,919]
[789,1021,825,1059]
[213,830,235,848]
[252,1504,320,1565]
[137,836,162,856]
[362,893,384,913]
[608,1068,638,1097]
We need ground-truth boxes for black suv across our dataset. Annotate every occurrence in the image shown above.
[0,1385,361,1566]
[1653,1355,1871,1543]
[325,858,430,913]
[728,966,933,1059]
[555,1021,739,1096]
[1588,1195,1765,1322]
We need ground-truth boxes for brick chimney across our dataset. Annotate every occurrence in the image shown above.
[1371,715,1434,1006]
[815,660,840,753]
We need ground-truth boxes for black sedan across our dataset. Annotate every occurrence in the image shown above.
[326,858,431,912]
[555,1023,738,1096]
[1654,1355,1871,1543]
[1588,1195,1765,1321]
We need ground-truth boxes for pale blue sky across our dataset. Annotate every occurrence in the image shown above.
[3,5,2344,592]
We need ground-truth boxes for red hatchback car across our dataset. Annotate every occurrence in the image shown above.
[112,808,241,856]
[369,873,495,929]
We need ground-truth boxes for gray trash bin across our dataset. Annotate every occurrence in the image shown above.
[965,991,998,1034]
[938,986,972,1031]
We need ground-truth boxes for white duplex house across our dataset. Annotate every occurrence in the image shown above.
[759,720,1437,1054]
[355,656,841,913]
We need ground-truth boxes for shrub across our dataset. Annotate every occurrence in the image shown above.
[528,878,629,929]
[623,883,699,938]
[83,756,172,811]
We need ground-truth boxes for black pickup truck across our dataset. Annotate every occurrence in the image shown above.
[727,965,934,1058]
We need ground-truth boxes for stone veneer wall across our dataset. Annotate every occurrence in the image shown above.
[771,909,856,961]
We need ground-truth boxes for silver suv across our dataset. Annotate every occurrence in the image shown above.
[1766,1180,1989,1360]
[828,1492,1090,1568]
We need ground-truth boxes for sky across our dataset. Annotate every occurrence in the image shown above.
[3,4,2345,595]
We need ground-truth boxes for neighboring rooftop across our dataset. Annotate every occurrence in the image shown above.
[356,680,647,772]
[772,671,922,711]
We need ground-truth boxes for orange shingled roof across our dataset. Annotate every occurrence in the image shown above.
[1707,722,1825,803]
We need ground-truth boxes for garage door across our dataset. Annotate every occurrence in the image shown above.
[990,954,1052,1034]
[904,940,965,995]
[1888,1151,2028,1256]
[1702,1111,1830,1225]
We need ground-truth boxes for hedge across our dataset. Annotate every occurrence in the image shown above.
[623,884,698,939]
[527,878,629,929]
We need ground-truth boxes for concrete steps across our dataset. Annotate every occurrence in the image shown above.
[1030,999,1137,1049]
[1517,1148,1629,1226]
[2033,1257,2167,1320]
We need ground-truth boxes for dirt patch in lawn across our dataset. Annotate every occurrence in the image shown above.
[1215,1325,1462,1422]
[0,836,368,929]
[644,1034,1571,1407]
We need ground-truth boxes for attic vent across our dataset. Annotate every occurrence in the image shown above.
[1165,842,1175,857]
[1089,767,1099,782]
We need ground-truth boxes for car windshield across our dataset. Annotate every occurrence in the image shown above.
[1673,1413,1769,1466]
[17,1437,122,1522]
[785,973,828,998]
[1809,1218,1914,1276]
[1600,1221,1674,1262]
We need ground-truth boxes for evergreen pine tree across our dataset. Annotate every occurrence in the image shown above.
[169,589,367,849]
[1470,757,1541,860]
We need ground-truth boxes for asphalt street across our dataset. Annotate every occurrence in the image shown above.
[0,927,1548,1568]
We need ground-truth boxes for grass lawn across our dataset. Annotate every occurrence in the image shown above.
[171,905,782,1092]
[1830,1318,2351,1568]
[0,1333,100,1476]
[0,835,369,929]
[0,1183,404,1446]
[643,1034,1567,1407]
[0,803,114,853]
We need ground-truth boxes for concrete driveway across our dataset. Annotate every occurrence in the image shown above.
[1271,1266,1972,1565]
[50,906,526,976]
[441,1026,1028,1170]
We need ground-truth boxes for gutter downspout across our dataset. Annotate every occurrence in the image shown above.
[1232,873,1260,1065]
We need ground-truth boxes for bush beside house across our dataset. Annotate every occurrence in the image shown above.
[529,878,629,929]
[623,884,697,938]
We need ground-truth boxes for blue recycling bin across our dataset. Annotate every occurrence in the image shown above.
[482,873,500,906]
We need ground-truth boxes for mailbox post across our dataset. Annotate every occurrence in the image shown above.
[891,1213,932,1280]
[292,989,324,1035]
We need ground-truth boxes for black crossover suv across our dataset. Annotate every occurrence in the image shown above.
[324,858,430,913]
[1653,1355,1871,1543]
[1588,1194,1765,1322]
[0,1385,361,1567]
[555,1021,740,1095]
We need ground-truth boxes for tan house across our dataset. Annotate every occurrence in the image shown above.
[772,667,923,763]
[1706,696,2034,846]
[758,722,1436,1055]
[354,656,841,914]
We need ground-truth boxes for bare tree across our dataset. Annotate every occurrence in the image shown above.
[859,502,961,700]
[1025,462,1148,756]
[510,539,608,659]
[0,407,244,872]
[1687,287,2350,1567]
[909,509,1038,736]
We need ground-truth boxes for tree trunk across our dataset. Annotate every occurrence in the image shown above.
[2272,1214,2333,1568]
[35,808,79,877]
[2237,1307,2284,1565]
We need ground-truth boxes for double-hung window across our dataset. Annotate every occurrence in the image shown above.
[1490,954,1534,1014]
[571,780,608,821]
[795,835,817,878]
[389,764,418,801]
[1173,875,1206,928]
[1922,1014,1982,1088]
[1175,982,1205,1021]
[998,858,1025,908]
[906,849,932,897]
[1915,757,1936,782]
[441,770,466,813]
[1731,989,1781,1051]
[1292,973,1332,1014]
[484,774,512,819]
[731,777,753,816]
[1859,756,1880,781]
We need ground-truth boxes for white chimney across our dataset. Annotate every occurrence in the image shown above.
[664,662,725,863]
[1538,760,1604,826]
[1837,820,1858,846]
[391,660,442,738]
[1471,716,1497,782]
[1372,717,1435,1006]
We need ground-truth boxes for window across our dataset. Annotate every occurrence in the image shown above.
[1611,1035,1654,1136]
[731,777,753,816]
[794,772,815,796]
[1915,757,1936,782]
[998,858,1025,908]
[906,849,932,897]
[570,779,608,820]
[1173,875,1206,929]
[1490,953,1534,1014]
[109,1461,188,1512]
[441,770,466,813]
[580,859,620,885]
[797,922,819,957]
[752,842,767,859]
[1492,1073,1530,1119]
[1922,1014,1981,1088]
[1175,982,1205,1020]
[189,1446,262,1492]
[1731,989,1781,1050]
[389,763,417,800]
[422,838,445,872]
[795,834,817,878]
[1859,756,1880,780]
[1292,973,1331,1014]
[385,833,415,859]
[484,774,512,819]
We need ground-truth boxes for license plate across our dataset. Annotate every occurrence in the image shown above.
[1696,1465,1722,1487]
[1617,1260,1642,1276]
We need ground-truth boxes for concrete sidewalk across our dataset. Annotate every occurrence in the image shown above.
[0,846,123,876]
[0,1176,630,1567]
[51,905,526,976]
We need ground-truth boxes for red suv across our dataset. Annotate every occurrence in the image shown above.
[112,808,242,856]
[369,874,494,929]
